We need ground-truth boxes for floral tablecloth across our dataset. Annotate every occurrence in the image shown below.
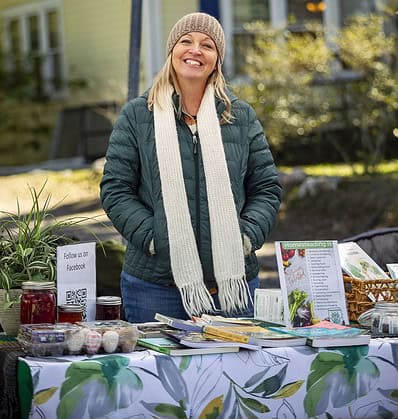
[18,338,398,418]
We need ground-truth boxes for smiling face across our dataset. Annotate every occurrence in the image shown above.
[171,32,218,86]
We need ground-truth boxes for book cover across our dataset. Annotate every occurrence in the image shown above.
[306,333,371,348]
[338,242,389,280]
[275,240,349,327]
[163,329,260,351]
[202,325,307,347]
[154,313,203,332]
[269,320,364,339]
[137,337,239,356]
[386,263,398,279]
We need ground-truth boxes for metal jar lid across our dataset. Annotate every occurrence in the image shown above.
[58,303,84,312]
[96,296,121,306]
[22,281,55,290]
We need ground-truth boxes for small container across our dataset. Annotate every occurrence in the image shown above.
[96,296,121,320]
[370,302,398,337]
[21,281,56,325]
[58,304,84,323]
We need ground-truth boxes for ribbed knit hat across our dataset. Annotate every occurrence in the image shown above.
[166,12,225,63]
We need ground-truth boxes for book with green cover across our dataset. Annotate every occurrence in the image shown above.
[137,337,240,356]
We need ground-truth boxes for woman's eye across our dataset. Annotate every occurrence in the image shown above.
[203,43,214,49]
[180,39,191,44]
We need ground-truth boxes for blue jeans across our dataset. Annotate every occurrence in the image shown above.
[121,271,259,323]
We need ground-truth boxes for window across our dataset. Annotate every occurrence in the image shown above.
[3,0,65,98]
[287,1,325,31]
[232,0,270,76]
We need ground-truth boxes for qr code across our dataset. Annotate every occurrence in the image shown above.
[66,288,88,320]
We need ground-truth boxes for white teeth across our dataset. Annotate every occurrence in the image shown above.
[186,59,200,66]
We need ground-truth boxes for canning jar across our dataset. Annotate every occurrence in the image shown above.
[370,302,398,337]
[96,296,121,320]
[20,281,56,324]
[58,304,84,323]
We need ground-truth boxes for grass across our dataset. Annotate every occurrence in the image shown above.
[280,159,398,177]
[1,162,397,244]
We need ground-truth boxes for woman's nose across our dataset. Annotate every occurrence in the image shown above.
[189,44,202,54]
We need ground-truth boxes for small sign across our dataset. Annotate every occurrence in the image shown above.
[56,242,96,321]
[254,288,284,324]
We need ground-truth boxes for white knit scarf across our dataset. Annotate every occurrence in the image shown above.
[154,84,249,316]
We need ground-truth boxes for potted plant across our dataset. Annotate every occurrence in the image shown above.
[0,182,92,335]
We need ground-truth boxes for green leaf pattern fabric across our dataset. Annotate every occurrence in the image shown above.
[21,339,398,418]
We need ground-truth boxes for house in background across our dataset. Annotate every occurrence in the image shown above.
[1,0,388,104]
[0,0,391,162]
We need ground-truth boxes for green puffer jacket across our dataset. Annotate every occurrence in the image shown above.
[100,91,282,289]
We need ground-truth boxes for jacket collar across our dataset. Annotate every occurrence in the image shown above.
[172,88,236,120]
[143,86,236,119]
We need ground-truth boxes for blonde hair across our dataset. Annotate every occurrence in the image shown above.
[148,56,233,124]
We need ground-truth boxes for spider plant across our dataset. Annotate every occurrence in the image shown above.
[0,182,98,307]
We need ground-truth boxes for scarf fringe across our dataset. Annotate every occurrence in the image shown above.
[180,283,217,317]
[217,275,251,315]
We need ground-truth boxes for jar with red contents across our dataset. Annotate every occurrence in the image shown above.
[96,296,121,320]
[58,304,84,323]
[20,281,56,325]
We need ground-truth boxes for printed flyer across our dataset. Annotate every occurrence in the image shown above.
[275,240,349,327]
[56,242,96,321]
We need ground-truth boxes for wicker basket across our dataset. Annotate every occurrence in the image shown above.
[343,274,398,321]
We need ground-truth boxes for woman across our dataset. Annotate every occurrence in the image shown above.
[100,12,282,322]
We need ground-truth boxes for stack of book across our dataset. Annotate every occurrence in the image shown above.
[136,313,372,356]
[269,320,371,348]
[136,313,307,356]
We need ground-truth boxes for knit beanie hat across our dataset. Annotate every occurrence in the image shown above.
[166,12,225,63]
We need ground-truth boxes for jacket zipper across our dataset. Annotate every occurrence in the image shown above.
[192,131,198,155]
[192,130,201,247]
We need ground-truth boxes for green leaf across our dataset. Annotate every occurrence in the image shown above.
[141,402,187,419]
[240,397,270,413]
[33,387,58,405]
[272,380,305,399]
[57,375,105,419]
[22,247,33,257]
[198,395,223,419]
[250,364,287,396]
[243,368,270,388]
[60,361,103,398]
[58,356,141,418]
[305,349,380,417]
[306,352,344,389]
[179,355,191,372]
